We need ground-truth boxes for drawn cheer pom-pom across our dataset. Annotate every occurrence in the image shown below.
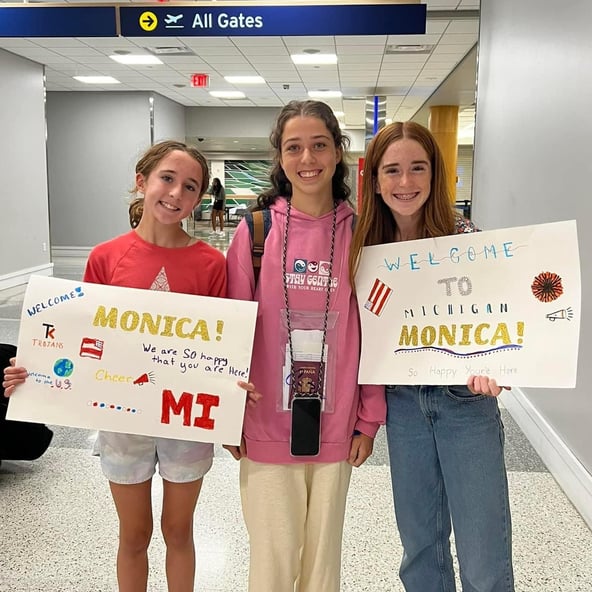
[531,271,563,303]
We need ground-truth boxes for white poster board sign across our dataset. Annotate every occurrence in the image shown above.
[356,220,580,387]
[7,276,258,445]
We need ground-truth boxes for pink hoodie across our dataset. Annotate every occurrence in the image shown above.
[226,198,386,464]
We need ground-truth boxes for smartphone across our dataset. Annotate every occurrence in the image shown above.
[290,397,322,456]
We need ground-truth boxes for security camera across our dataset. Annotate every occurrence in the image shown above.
[197,137,205,142]
[283,84,290,90]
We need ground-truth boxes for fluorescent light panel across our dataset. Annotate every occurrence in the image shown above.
[73,76,120,84]
[209,91,246,99]
[110,54,163,65]
[224,75,265,84]
[308,90,342,99]
[291,53,337,65]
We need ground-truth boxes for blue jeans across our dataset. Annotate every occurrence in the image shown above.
[385,385,514,592]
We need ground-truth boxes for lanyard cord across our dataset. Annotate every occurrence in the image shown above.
[281,197,337,398]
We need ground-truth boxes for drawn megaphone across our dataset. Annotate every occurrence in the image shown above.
[133,372,155,386]
[546,307,573,321]
[134,374,148,385]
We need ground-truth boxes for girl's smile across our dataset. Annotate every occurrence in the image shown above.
[375,137,432,223]
[280,115,341,208]
[136,150,203,225]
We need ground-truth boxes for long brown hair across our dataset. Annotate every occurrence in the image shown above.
[255,100,351,211]
[348,121,456,286]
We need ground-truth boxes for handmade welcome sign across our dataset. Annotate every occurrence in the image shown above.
[356,220,580,387]
[7,276,258,444]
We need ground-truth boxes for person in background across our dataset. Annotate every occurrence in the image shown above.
[349,121,514,592]
[0,343,53,466]
[3,140,260,592]
[225,100,386,592]
[210,177,226,235]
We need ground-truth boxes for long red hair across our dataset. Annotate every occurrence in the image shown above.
[349,121,456,287]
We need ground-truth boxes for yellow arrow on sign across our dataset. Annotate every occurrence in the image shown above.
[139,11,158,32]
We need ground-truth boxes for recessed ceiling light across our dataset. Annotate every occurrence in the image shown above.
[291,54,337,65]
[73,76,120,84]
[209,91,246,99]
[224,75,265,84]
[144,45,195,56]
[385,44,434,55]
[333,111,345,117]
[308,90,342,99]
[110,54,163,65]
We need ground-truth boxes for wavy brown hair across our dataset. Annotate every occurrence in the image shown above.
[348,121,456,286]
[254,100,351,211]
[128,197,144,228]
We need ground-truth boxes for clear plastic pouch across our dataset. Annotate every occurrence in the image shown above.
[278,309,339,414]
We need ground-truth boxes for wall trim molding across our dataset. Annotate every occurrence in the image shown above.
[0,263,53,291]
[51,246,92,260]
[501,388,592,529]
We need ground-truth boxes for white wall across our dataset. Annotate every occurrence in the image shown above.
[46,92,152,249]
[0,50,52,288]
[186,106,279,140]
[46,90,190,253]
[152,92,186,144]
[473,0,592,525]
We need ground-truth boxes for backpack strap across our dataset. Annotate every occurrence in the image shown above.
[245,208,272,285]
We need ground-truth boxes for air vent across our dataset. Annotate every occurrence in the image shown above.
[144,45,195,56]
[386,44,434,55]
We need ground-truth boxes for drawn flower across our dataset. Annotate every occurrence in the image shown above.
[531,271,563,303]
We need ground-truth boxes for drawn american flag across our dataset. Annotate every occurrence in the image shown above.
[364,278,393,316]
[79,338,104,360]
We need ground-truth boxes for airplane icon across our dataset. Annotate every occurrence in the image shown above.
[164,14,183,25]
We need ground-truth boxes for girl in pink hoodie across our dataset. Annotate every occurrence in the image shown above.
[225,100,386,592]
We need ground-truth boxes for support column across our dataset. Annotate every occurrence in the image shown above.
[359,96,386,213]
[428,105,459,203]
[364,95,386,147]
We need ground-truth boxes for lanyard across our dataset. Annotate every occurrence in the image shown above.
[281,197,337,398]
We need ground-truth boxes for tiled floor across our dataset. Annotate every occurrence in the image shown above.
[1,221,592,591]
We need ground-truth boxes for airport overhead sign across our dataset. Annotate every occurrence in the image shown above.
[0,3,426,39]
[119,4,427,37]
[0,6,117,37]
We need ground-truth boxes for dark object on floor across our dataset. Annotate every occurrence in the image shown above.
[0,343,53,461]
[193,203,203,221]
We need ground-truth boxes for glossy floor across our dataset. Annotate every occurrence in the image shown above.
[1,221,591,591]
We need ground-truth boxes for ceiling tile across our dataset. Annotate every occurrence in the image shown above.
[0,1,480,146]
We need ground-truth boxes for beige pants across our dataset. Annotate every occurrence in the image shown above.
[240,458,352,592]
